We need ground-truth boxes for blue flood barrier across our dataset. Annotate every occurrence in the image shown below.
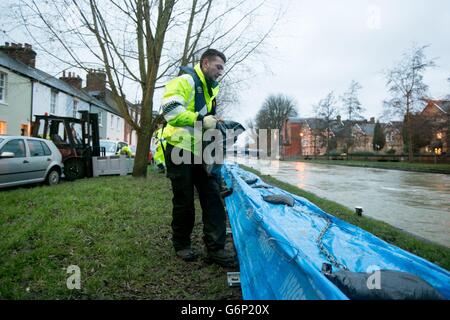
[222,162,450,300]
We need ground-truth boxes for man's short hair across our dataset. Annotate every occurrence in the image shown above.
[200,49,226,66]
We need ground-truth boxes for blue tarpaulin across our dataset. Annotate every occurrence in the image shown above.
[222,162,450,300]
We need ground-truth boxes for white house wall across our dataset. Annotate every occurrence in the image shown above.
[0,70,124,139]
[90,106,107,139]
[130,113,139,146]
[0,66,32,135]
[106,112,125,141]
[32,82,89,119]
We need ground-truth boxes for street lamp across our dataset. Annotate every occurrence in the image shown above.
[299,132,304,157]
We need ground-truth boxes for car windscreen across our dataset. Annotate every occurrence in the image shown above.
[0,138,3,144]
[100,141,116,153]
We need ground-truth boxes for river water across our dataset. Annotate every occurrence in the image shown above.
[234,157,450,247]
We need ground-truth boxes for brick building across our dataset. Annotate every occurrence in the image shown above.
[280,116,404,159]
[420,99,450,154]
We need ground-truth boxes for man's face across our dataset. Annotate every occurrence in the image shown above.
[202,56,225,82]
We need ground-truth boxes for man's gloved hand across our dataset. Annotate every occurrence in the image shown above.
[203,115,217,130]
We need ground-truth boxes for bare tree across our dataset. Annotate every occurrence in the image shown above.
[341,80,364,121]
[384,45,435,162]
[255,94,297,157]
[12,0,283,177]
[255,94,298,130]
[242,118,257,152]
[215,77,241,117]
[340,80,363,157]
[315,91,339,158]
[244,118,257,140]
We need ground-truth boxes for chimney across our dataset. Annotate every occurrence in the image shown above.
[0,42,37,67]
[86,68,106,93]
[60,71,83,90]
[370,117,375,123]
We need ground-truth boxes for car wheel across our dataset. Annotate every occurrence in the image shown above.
[46,168,61,186]
[64,158,85,181]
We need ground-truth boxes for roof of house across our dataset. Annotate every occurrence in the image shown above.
[86,87,146,116]
[433,100,450,113]
[383,121,403,131]
[0,51,121,116]
[287,117,345,132]
[305,118,327,130]
[422,99,450,114]
[358,123,375,136]
[286,117,303,124]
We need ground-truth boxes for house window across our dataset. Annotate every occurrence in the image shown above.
[50,90,58,114]
[98,111,103,127]
[73,100,78,118]
[0,120,6,134]
[116,117,120,130]
[0,72,7,103]
[110,114,114,129]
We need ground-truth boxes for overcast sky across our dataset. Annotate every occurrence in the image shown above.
[1,0,449,125]
[232,0,450,123]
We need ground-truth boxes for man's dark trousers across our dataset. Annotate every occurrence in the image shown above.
[165,143,226,252]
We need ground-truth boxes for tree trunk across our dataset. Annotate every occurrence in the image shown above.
[133,128,152,177]
[406,98,414,163]
[133,95,155,178]
[407,117,414,162]
[326,128,330,160]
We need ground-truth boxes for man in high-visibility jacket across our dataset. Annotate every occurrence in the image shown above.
[117,145,132,157]
[160,49,236,267]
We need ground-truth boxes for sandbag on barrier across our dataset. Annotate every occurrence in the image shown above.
[324,269,445,300]
[244,178,258,185]
[263,194,295,207]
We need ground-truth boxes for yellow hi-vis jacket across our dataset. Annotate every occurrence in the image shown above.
[153,128,166,166]
[160,63,219,155]
[117,145,132,157]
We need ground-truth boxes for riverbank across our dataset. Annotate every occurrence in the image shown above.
[289,159,450,174]
[240,164,450,271]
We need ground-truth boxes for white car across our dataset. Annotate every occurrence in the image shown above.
[0,136,64,188]
[99,139,129,156]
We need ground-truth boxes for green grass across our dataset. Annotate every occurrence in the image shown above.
[295,159,450,174]
[241,165,450,271]
[0,168,240,299]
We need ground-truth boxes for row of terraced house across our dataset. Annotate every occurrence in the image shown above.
[281,101,450,159]
[0,42,141,146]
